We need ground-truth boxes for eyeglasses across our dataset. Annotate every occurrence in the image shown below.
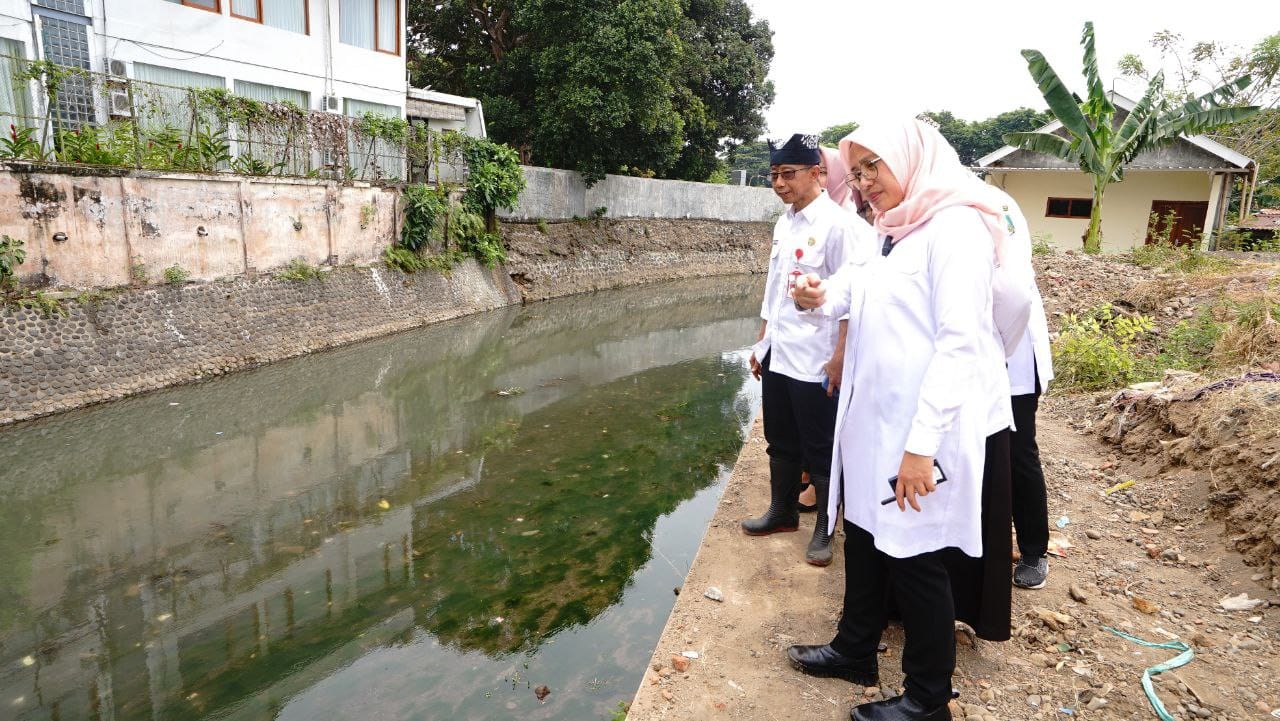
[844,157,882,187]
[767,165,815,183]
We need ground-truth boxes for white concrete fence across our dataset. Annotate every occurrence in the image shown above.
[499,166,781,223]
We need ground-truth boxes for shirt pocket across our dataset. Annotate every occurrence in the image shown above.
[791,241,826,274]
[879,242,927,309]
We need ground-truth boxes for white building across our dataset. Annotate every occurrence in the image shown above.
[977,94,1255,252]
[0,0,407,128]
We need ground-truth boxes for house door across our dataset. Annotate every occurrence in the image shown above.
[1145,200,1209,247]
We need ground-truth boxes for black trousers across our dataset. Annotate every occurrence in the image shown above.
[831,522,955,707]
[760,352,837,475]
[1010,387,1049,560]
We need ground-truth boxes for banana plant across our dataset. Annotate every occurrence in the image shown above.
[1004,22,1260,253]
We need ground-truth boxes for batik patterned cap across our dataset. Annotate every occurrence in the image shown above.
[768,134,821,166]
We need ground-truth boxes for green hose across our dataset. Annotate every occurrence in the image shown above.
[1103,626,1195,721]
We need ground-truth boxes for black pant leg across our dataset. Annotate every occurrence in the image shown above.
[785,374,838,477]
[831,522,888,658]
[887,550,956,707]
[761,352,802,463]
[1010,391,1049,559]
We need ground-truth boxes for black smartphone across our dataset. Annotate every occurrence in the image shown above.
[880,461,947,505]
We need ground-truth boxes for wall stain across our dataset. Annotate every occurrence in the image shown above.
[18,177,65,220]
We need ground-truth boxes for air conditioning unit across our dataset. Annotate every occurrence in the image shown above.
[324,95,339,111]
[109,90,132,117]
[107,58,128,77]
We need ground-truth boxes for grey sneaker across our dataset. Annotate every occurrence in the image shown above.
[1013,556,1049,589]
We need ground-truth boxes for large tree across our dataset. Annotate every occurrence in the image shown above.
[408,0,773,184]
[1006,22,1260,253]
[922,108,1053,165]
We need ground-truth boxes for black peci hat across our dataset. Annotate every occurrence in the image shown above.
[768,134,821,166]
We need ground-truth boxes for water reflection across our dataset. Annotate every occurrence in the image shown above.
[0,276,764,720]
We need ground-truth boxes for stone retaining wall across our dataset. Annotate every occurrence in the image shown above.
[2,217,772,425]
[502,218,771,302]
[1,262,516,425]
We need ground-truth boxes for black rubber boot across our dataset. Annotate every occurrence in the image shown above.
[805,474,833,566]
[742,458,802,536]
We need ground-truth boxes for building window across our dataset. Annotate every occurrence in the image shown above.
[0,39,32,130]
[233,80,310,108]
[38,15,95,131]
[339,0,400,55]
[163,0,221,11]
[231,0,309,34]
[1046,197,1093,219]
[35,0,85,12]
[346,98,403,181]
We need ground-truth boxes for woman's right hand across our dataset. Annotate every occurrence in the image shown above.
[792,273,826,309]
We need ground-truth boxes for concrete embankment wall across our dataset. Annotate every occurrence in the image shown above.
[1,163,400,288]
[500,166,781,222]
[1,164,774,425]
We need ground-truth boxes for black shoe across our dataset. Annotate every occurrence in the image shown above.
[787,644,877,686]
[742,459,802,535]
[1013,556,1049,589]
[851,694,951,721]
[805,475,833,566]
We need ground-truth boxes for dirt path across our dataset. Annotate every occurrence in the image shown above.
[627,409,1280,720]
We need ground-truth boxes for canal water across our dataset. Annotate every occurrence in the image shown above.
[0,276,765,721]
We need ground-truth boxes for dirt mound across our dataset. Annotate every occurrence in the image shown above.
[1033,251,1158,331]
[1099,373,1280,590]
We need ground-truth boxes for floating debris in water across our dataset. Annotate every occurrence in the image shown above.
[377,499,390,510]
[495,387,525,397]
[534,684,550,701]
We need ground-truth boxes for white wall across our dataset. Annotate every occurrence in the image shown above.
[987,170,1217,253]
[502,166,782,223]
[2,0,405,115]
[0,1,35,55]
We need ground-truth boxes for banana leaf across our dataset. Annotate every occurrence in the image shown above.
[1021,49,1092,142]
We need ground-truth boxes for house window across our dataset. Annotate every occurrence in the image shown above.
[231,0,309,34]
[339,0,400,54]
[1046,197,1093,219]
[163,0,221,11]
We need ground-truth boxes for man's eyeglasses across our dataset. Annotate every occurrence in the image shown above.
[768,165,815,183]
[844,157,882,187]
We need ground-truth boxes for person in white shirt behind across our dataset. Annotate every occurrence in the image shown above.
[992,189,1056,590]
[744,133,874,567]
[787,118,1023,721]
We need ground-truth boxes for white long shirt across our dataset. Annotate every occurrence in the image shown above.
[994,191,1055,395]
[818,206,1013,559]
[754,192,874,383]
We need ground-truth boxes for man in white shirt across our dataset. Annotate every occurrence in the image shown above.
[995,191,1056,589]
[744,133,874,566]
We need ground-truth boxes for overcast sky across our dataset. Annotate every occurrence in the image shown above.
[743,0,1277,138]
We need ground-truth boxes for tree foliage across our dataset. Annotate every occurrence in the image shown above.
[818,122,859,146]
[408,0,774,184]
[1007,22,1260,253]
[1119,31,1280,214]
[921,108,1053,165]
